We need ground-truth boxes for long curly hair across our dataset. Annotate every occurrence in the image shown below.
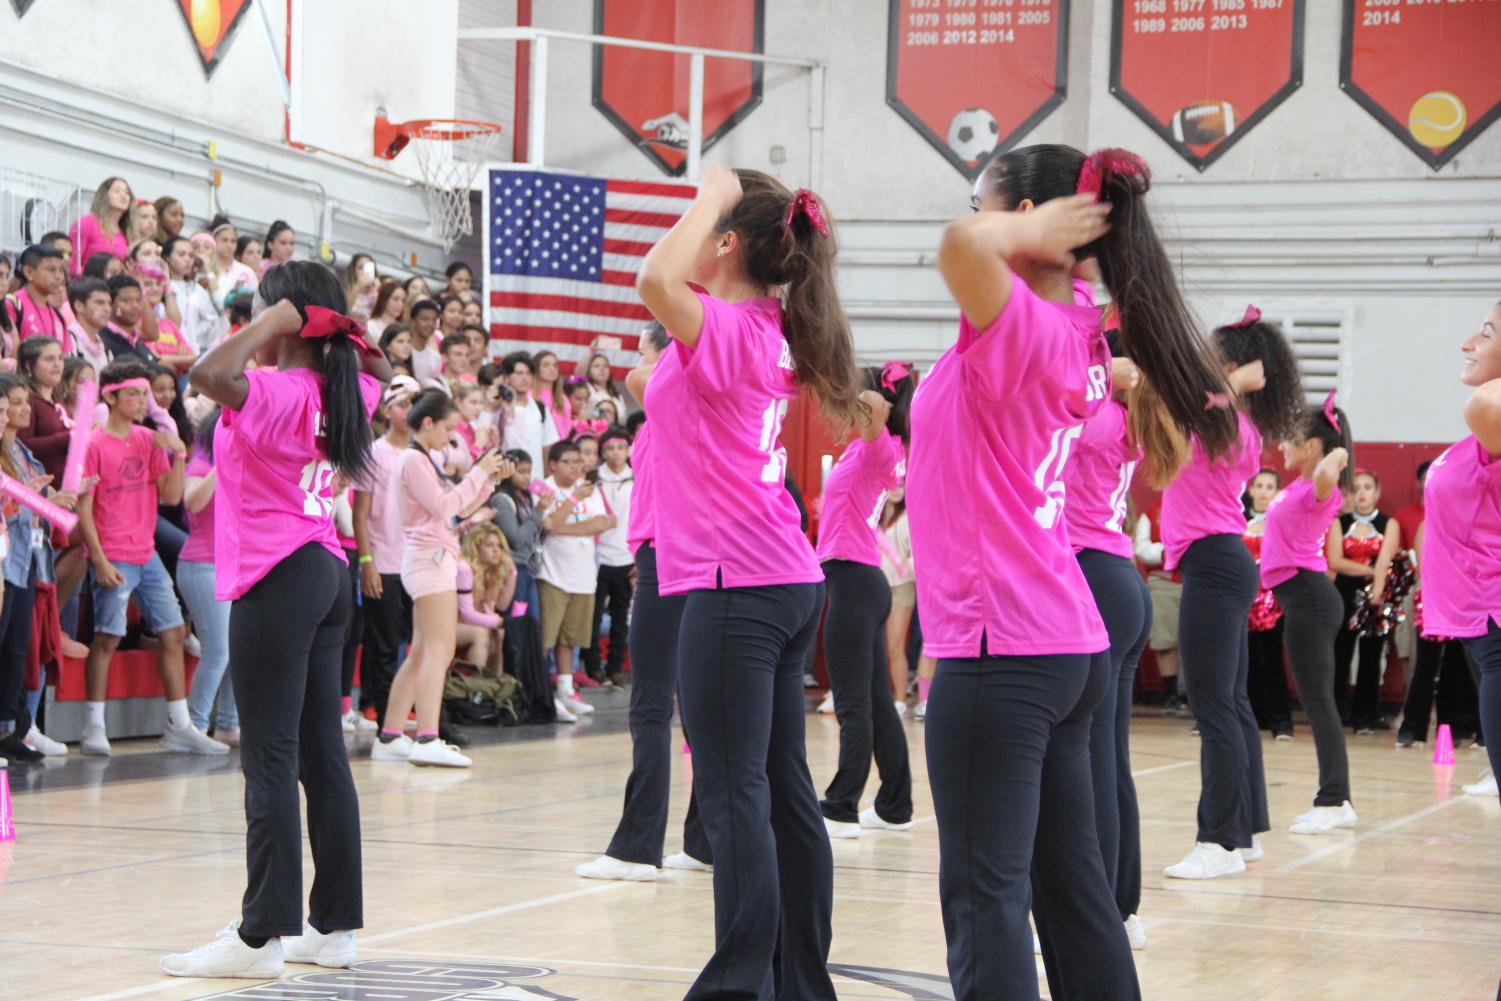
[1211,319,1305,443]
[461,523,514,605]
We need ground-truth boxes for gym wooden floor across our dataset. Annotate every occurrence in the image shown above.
[4,710,1500,1001]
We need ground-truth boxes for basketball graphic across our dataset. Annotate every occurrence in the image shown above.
[1171,100,1237,146]
[188,0,221,49]
[946,107,999,165]
[1407,91,1467,149]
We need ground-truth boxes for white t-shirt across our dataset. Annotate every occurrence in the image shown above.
[594,464,634,568]
[506,395,559,474]
[536,475,606,594]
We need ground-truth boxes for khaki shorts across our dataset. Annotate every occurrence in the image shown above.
[889,580,916,608]
[539,579,595,649]
[1146,575,1182,652]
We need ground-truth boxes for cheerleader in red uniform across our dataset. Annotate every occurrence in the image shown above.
[1325,470,1401,733]
[1244,468,1293,739]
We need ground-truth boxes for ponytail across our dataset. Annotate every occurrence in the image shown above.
[721,170,862,432]
[1306,396,1354,493]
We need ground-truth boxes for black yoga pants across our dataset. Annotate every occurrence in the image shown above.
[1461,620,1501,807]
[1273,570,1352,808]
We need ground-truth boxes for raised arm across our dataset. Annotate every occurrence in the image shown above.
[189,299,302,410]
[636,165,744,350]
[1464,378,1501,456]
[1312,446,1349,503]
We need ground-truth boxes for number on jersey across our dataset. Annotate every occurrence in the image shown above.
[1032,424,1083,529]
[298,459,335,518]
[758,399,789,484]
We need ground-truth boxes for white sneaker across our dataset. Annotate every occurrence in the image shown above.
[1464,771,1498,796]
[1163,842,1245,880]
[575,855,658,882]
[160,923,284,979]
[408,739,472,768]
[1242,835,1264,862]
[341,709,377,733]
[914,700,927,721]
[1289,801,1357,835]
[80,723,112,757]
[553,698,578,724]
[565,694,594,715]
[663,851,712,872]
[859,806,914,831]
[0,756,6,768]
[184,633,203,658]
[370,735,414,761]
[160,721,231,755]
[24,725,67,756]
[281,924,357,968]
[1124,914,1147,950]
[824,817,861,840]
[817,692,835,714]
[894,700,908,719]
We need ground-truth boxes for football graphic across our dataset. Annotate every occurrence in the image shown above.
[1171,100,1237,146]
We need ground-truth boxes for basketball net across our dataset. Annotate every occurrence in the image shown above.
[409,124,501,251]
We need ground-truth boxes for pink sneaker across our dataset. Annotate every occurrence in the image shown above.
[573,672,601,689]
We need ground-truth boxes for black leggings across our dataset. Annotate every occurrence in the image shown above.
[0,575,37,734]
[359,572,411,720]
[1076,549,1150,920]
[1247,620,1293,733]
[340,549,364,700]
[1460,621,1501,806]
[927,647,1138,1001]
[604,543,709,867]
[1273,571,1351,807]
[584,563,634,679]
[677,580,832,1001]
[1402,638,1479,742]
[230,543,361,938]
[819,560,912,825]
[1178,534,1268,848]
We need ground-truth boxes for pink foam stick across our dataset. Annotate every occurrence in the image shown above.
[0,474,78,536]
[61,380,98,493]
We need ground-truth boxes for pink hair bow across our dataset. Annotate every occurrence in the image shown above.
[783,189,831,240]
[301,305,382,359]
[1322,390,1340,433]
[1205,391,1232,411]
[1225,304,1262,329]
[881,361,912,392]
[1075,149,1151,203]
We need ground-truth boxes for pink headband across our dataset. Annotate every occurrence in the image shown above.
[881,361,912,392]
[102,377,150,396]
[783,189,831,241]
[301,306,383,359]
[1226,304,1262,329]
[1323,390,1340,433]
[1075,149,1150,203]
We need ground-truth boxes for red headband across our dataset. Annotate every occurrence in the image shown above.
[783,189,831,241]
[1075,149,1150,202]
[1322,390,1340,433]
[881,361,912,392]
[301,306,382,359]
[1225,304,1262,329]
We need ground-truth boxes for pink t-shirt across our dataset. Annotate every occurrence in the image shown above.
[68,214,129,278]
[643,292,821,596]
[83,424,171,565]
[356,437,407,576]
[1420,435,1501,639]
[1260,475,1341,589]
[179,454,217,564]
[214,367,381,600]
[5,288,70,353]
[626,420,656,555]
[1063,398,1140,561]
[397,448,495,557]
[1160,410,1262,571]
[815,430,905,567]
[906,274,1112,659]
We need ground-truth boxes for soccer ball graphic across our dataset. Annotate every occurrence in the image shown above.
[947,108,999,165]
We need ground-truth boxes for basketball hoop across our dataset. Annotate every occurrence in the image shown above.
[373,115,503,251]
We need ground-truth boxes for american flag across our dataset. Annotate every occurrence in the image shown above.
[484,168,695,378]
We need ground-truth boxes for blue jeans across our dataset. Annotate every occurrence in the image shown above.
[514,564,542,623]
[177,559,237,730]
[91,552,184,637]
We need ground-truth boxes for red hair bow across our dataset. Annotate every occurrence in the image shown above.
[881,361,912,392]
[783,189,831,240]
[1226,304,1262,329]
[1075,149,1151,203]
[1322,390,1340,433]
[301,305,382,359]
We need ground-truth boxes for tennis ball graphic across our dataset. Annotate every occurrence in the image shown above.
[1408,91,1467,149]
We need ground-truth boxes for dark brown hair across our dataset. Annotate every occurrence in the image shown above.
[1211,319,1305,444]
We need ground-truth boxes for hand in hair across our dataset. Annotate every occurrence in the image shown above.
[1228,359,1266,396]
[1110,357,1140,393]
[857,390,891,442]
[636,165,743,350]
[190,299,303,410]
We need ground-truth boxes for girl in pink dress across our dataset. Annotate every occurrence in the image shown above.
[636,166,862,1001]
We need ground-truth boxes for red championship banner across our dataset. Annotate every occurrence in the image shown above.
[1341,1,1501,170]
[593,0,764,177]
[887,0,1069,180]
[1110,0,1305,171]
[175,0,251,78]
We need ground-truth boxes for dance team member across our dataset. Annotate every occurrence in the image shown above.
[162,260,389,977]
[911,144,1234,1000]
[1243,468,1293,740]
[1264,395,1358,834]
[1162,306,1303,880]
[636,166,861,999]
[576,321,712,882]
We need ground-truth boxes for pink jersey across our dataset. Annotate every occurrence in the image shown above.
[1160,410,1261,571]
[1419,435,1501,638]
[179,454,217,564]
[214,367,381,600]
[83,424,171,565]
[1259,475,1341,588]
[643,291,821,595]
[815,430,905,567]
[906,273,1112,658]
[1063,399,1139,561]
[625,419,656,555]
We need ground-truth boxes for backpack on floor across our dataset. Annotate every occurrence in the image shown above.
[443,664,521,727]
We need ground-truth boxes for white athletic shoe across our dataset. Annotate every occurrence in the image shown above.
[824,818,861,840]
[575,855,658,882]
[1289,801,1357,835]
[341,709,377,733]
[1242,835,1264,862]
[859,806,914,832]
[160,923,284,979]
[23,725,67,756]
[663,851,712,872]
[281,925,357,968]
[408,739,472,768]
[565,694,594,715]
[184,632,203,658]
[160,720,231,755]
[894,700,908,719]
[553,698,578,724]
[80,723,112,757]
[1464,771,1498,797]
[1124,914,1147,950]
[817,691,835,714]
[1163,842,1245,880]
[914,700,927,721]
[370,735,415,761]
[0,756,6,768]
